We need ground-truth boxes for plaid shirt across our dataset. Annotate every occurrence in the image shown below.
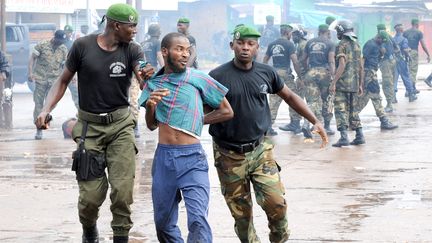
[139,68,228,137]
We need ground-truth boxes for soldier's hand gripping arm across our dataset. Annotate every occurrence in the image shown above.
[145,89,170,131]
[134,61,155,90]
[35,68,75,129]
[278,86,329,148]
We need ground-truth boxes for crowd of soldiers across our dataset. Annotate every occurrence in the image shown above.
[258,15,430,147]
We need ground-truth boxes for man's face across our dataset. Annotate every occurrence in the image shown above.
[396,26,404,33]
[230,38,259,64]
[116,22,138,43]
[376,36,384,45]
[163,36,190,73]
[177,23,188,34]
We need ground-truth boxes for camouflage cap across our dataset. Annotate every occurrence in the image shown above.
[411,18,419,25]
[378,30,389,42]
[106,3,139,24]
[325,16,336,25]
[376,24,386,31]
[232,25,261,40]
[178,17,190,24]
[64,24,74,33]
[319,24,329,32]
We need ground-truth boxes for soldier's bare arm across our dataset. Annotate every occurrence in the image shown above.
[330,56,346,93]
[420,38,430,63]
[328,51,336,77]
[262,54,271,64]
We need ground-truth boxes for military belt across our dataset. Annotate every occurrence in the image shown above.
[214,136,264,154]
[78,107,129,124]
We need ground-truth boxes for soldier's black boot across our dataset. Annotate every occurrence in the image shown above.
[279,119,301,133]
[34,129,43,140]
[332,130,350,147]
[302,123,313,139]
[113,236,129,243]
[350,128,365,145]
[380,116,398,130]
[324,120,335,135]
[82,225,99,243]
[408,92,417,102]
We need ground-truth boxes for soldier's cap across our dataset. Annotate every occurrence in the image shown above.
[105,3,139,24]
[325,16,336,25]
[378,30,389,42]
[411,18,419,25]
[232,25,261,40]
[280,24,293,30]
[376,24,386,31]
[177,17,190,24]
[64,24,74,33]
[319,24,329,32]
[394,23,403,29]
[54,30,67,43]
[266,15,274,21]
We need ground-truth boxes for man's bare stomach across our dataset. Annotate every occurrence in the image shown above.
[158,123,200,145]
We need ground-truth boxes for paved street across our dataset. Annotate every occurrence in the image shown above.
[1,68,432,242]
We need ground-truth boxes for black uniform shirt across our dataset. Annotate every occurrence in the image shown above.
[363,39,382,70]
[141,37,161,67]
[209,60,284,143]
[66,34,144,113]
[265,38,296,69]
[403,28,423,51]
[305,36,335,68]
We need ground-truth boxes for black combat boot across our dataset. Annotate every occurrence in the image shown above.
[332,130,350,147]
[113,236,129,243]
[82,225,99,243]
[350,128,365,145]
[279,119,301,133]
[324,120,335,135]
[413,83,420,94]
[302,123,313,139]
[408,92,417,102]
[379,116,398,130]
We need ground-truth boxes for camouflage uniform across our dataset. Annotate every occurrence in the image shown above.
[333,38,362,131]
[353,69,385,119]
[213,137,289,243]
[269,69,300,123]
[32,40,68,122]
[408,49,418,83]
[304,67,332,122]
[296,38,308,99]
[380,57,396,106]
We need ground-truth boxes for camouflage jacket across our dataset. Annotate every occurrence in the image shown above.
[0,51,10,77]
[296,38,308,76]
[335,37,361,93]
[33,40,68,82]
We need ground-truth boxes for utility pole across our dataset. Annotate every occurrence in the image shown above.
[1,0,6,52]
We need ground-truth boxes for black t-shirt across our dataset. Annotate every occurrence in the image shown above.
[265,38,296,69]
[208,61,284,143]
[363,39,382,70]
[305,36,335,68]
[141,37,160,67]
[187,34,198,68]
[66,34,144,113]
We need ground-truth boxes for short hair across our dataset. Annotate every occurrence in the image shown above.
[161,32,188,49]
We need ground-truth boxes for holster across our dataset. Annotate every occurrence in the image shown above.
[71,121,107,181]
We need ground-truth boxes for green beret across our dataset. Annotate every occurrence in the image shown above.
[411,18,419,25]
[64,24,74,32]
[233,25,261,40]
[178,17,190,24]
[280,24,293,30]
[376,24,386,31]
[325,16,336,25]
[106,3,138,24]
[319,24,329,32]
[378,30,389,42]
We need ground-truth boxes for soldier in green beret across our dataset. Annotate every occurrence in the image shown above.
[403,18,430,92]
[177,17,198,68]
[325,16,336,25]
[208,25,328,243]
[35,3,155,243]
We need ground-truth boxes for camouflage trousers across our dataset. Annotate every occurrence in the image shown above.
[334,91,362,131]
[129,77,141,120]
[33,81,54,122]
[304,67,333,123]
[380,58,396,104]
[408,50,419,84]
[355,69,385,119]
[269,68,301,123]
[213,137,289,243]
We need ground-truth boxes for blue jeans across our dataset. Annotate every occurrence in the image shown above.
[393,58,414,94]
[152,143,212,243]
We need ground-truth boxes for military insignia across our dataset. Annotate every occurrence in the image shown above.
[129,15,135,22]
[234,31,240,40]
